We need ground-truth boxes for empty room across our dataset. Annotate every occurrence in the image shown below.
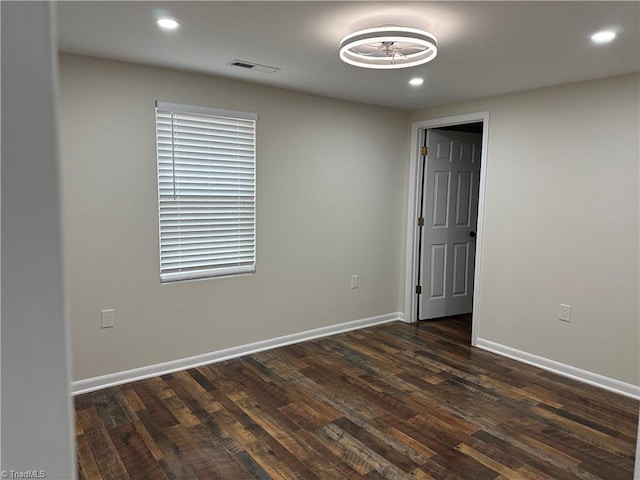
[2,1,639,479]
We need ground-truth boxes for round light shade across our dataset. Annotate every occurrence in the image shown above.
[340,26,437,69]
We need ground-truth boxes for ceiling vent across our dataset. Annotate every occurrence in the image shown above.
[227,60,281,74]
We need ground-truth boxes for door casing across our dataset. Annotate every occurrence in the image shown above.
[403,112,490,347]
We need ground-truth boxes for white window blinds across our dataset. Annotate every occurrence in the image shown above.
[155,101,257,283]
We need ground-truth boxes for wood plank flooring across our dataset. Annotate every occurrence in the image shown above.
[75,316,639,479]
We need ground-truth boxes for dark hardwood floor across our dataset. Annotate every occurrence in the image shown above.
[75,316,639,479]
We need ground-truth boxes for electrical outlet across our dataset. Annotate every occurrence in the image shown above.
[351,275,359,289]
[558,304,571,322]
[101,309,115,328]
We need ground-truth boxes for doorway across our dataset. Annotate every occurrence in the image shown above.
[418,125,482,320]
[403,112,490,346]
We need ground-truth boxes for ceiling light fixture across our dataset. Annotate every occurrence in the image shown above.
[409,78,424,86]
[156,18,180,31]
[590,30,616,44]
[340,26,437,69]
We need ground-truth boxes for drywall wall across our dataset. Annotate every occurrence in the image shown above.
[411,73,640,386]
[1,2,76,477]
[58,54,409,381]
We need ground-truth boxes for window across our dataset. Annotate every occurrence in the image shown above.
[155,101,257,282]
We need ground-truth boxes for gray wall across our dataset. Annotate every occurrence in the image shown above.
[1,2,76,478]
[58,54,409,381]
[411,73,640,386]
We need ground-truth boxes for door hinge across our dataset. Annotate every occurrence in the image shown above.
[415,285,422,295]
[421,146,428,156]
[418,217,424,227]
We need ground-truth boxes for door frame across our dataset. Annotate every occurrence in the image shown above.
[403,111,490,347]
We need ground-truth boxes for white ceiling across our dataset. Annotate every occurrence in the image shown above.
[56,1,640,110]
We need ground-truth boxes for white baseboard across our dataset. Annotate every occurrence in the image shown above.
[72,312,404,395]
[399,313,413,324]
[476,338,640,400]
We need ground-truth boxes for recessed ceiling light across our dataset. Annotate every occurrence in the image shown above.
[409,78,424,86]
[339,26,437,69]
[157,18,180,31]
[590,30,616,44]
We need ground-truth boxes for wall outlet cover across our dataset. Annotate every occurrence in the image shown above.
[559,304,571,322]
[101,309,115,328]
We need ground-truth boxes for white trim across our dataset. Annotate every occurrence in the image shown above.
[404,112,490,347]
[155,100,258,121]
[72,312,403,395]
[476,338,640,400]
[403,124,422,324]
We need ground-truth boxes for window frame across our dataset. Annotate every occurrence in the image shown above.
[155,101,257,283]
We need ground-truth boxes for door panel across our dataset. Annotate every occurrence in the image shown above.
[436,138,452,161]
[452,242,469,296]
[432,171,450,227]
[419,129,481,320]
[455,172,472,226]
[429,244,447,299]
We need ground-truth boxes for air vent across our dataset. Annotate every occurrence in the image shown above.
[227,59,281,74]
